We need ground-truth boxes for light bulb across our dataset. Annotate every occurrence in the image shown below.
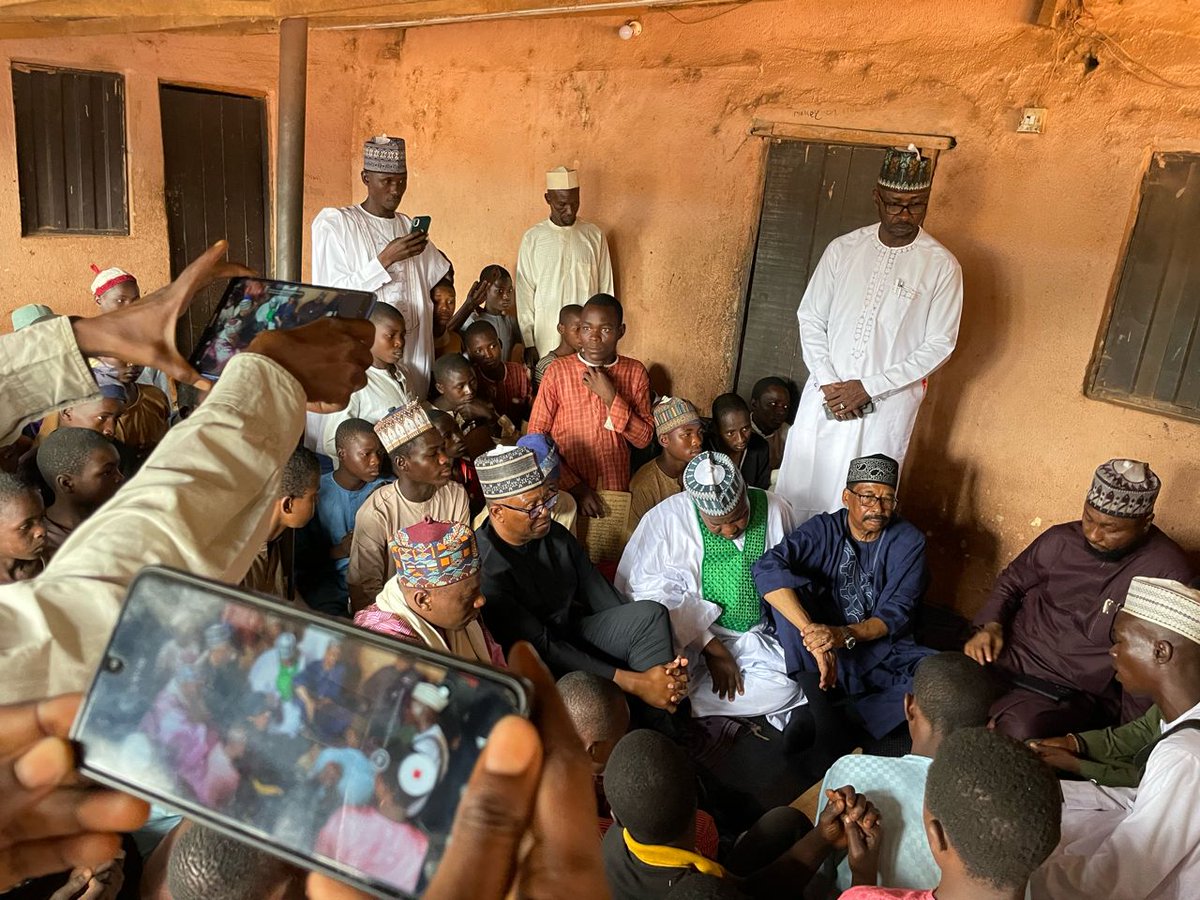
[618,20,642,40]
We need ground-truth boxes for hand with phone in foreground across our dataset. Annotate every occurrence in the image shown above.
[307,642,611,900]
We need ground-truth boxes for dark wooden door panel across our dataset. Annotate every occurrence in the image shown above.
[160,85,268,357]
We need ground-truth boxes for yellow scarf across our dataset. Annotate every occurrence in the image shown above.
[622,829,726,878]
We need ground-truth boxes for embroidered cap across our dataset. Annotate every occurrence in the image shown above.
[684,451,746,517]
[363,134,407,174]
[847,453,899,488]
[652,397,701,437]
[374,401,436,453]
[517,433,561,481]
[878,144,932,192]
[546,166,579,190]
[1123,577,1200,646]
[1087,459,1160,518]
[389,517,481,590]
[476,446,544,500]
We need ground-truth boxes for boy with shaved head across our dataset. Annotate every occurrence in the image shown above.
[534,303,584,388]
[464,320,532,425]
[36,428,124,557]
[0,473,46,584]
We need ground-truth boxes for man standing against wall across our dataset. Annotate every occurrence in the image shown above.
[312,135,451,398]
[776,145,963,522]
[516,166,614,366]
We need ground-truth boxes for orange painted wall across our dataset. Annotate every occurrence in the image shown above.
[345,0,1200,612]
[0,30,355,321]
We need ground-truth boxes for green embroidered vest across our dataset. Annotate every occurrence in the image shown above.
[697,488,768,633]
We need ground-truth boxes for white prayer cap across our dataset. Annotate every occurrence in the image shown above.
[1123,577,1200,646]
[546,166,579,190]
[412,681,451,712]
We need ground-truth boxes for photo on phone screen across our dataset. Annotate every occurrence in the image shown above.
[72,567,528,899]
[189,277,376,379]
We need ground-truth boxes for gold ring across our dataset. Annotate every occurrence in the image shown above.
[839,403,846,410]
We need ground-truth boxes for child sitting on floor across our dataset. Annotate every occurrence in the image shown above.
[36,428,124,558]
[0,473,47,584]
[464,320,532,426]
[430,409,485,519]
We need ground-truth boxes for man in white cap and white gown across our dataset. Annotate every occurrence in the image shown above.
[776,145,963,523]
[1031,576,1200,900]
[515,166,614,366]
[616,451,805,729]
[312,135,450,398]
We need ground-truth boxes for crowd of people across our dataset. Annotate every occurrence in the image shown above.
[0,132,1196,900]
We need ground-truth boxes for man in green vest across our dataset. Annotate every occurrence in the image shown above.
[616,451,805,728]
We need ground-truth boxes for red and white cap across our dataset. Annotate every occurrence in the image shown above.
[89,263,136,299]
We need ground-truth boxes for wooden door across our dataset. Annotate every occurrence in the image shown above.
[734,141,888,402]
[160,85,269,357]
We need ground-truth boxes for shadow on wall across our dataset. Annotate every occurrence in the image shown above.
[904,235,1006,618]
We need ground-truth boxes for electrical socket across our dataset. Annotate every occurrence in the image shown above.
[1018,107,1047,134]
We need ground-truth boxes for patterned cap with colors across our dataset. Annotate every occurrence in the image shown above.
[476,446,544,500]
[1123,577,1200,646]
[517,433,561,480]
[374,400,435,453]
[363,135,407,174]
[878,144,932,192]
[389,517,481,589]
[653,397,701,437]
[89,264,136,299]
[1087,459,1160,518]
[847,453,900,488]
[684,451,746,517]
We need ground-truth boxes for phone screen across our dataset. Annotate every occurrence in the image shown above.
[189,277,376,379]
[410,215,431,234]
[72,567,528,899]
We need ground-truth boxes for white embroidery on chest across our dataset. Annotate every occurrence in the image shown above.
[850,245,903,360]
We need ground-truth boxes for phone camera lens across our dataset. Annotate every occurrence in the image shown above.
[104,656,125,675]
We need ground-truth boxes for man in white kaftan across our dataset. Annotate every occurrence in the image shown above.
[616,451,805,729]
[312,135,450,398]
[1030,577,1200,900]
[776,145,963,523]
[515,167,614,363]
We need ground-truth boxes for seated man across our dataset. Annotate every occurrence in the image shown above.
[464,320,532,425]
[753,453,934,755]
[474,445,686,711]
[815,652,1004,896]
[516,433,577,535]
[353,517,506,667]
[706,393,770,491]
[534,303,584,388]
[627,397,705,532]
[347,401,469,612]
[749,376,791,477]
[36,428,124,557]
[843,727,1062,900]
[241,446,320,601]
[0,473,46,584]
[617,451,804,728]
[1030,577,1200,900]
[966,459,1193,740]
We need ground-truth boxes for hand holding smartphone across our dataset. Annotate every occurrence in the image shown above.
[71,568,528,899]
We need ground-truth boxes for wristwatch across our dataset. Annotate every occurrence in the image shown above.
[842,627,857,650]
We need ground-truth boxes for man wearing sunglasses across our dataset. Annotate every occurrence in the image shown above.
[754,453,934,768]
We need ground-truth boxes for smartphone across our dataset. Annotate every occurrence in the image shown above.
[189,277,376,379]
[72,567,530,899]
[410,216,431,234]
[823,400,876,420]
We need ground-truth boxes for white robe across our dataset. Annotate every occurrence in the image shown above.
[1031,699,1200,900]
[314,366,413,457]
[615,490,805,729]
[312,205,451,398]
[515,218,614,355]
[776,226,962,522]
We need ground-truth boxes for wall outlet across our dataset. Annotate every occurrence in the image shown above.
[1018,107,1047,134]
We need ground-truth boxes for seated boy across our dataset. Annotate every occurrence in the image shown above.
[38,385,126,442]
[841,727,1061,900]
[432,278,463,356]
[301,419,390,617]
[603,729,875,899]
[241,446,321,602]
[35,428,124,557]
[464,320,533,425]
[749,377,792,477]
[92,357,171,465]
[628,397,704,532]
[459,265,522,363]
[0,473,47,584]
[527,293,654,518]
[814,652,1004,896]
[707,394,770,491]
[431,409,485,518]
[318,303,412,458]
[432,353,513,458]
[534,303,584,388]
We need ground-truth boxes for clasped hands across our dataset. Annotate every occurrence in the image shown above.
[820,380,871,421]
